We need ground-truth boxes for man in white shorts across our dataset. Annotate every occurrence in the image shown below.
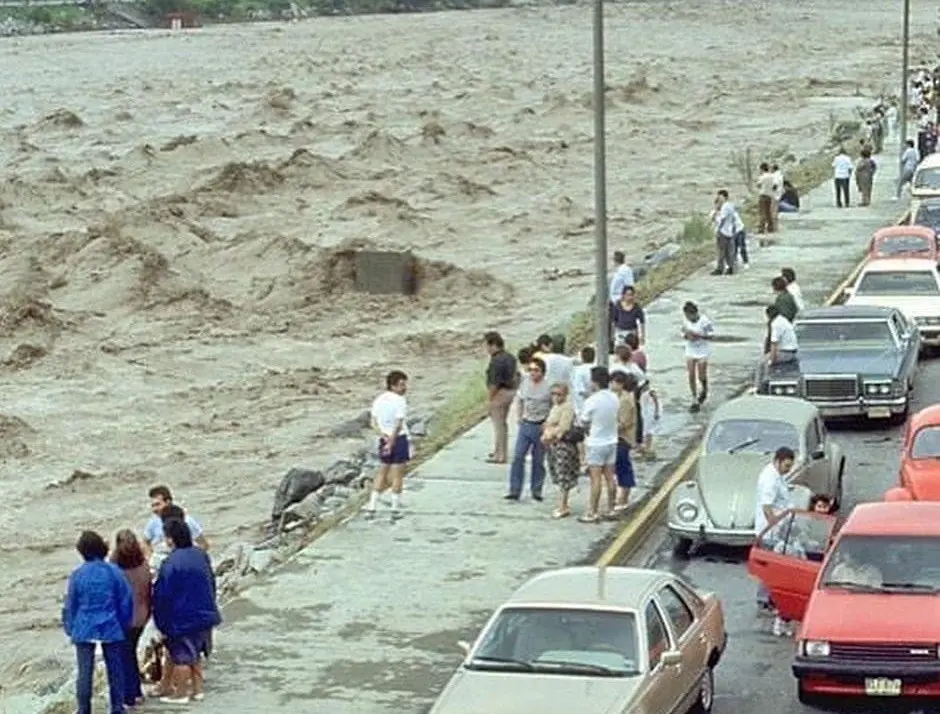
[578,366,620,523]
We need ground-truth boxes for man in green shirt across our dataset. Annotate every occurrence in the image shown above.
[772,276,799,321]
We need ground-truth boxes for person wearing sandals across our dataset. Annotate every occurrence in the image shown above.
[541,382,580,519]
[681,301,714,413]
[610,371,638,514]
[578,366,620,523]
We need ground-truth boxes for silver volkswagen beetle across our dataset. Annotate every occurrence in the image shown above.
[667,395,845,557]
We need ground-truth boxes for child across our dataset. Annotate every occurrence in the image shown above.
[681,301,715,413]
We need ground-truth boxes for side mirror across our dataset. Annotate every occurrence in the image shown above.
[811,447,826,461]
[457,640,471,656]
[661,650,683,667]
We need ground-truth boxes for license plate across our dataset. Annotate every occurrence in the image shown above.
[865,677,902,696]
[867,407,892,419]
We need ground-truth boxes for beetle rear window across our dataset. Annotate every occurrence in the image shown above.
[705,419,800,455]
[911,426,940,459]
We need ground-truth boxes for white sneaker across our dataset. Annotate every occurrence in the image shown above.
[772,616,787,636]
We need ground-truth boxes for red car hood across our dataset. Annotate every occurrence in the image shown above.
[904,460,940,500]
[804,589,940,642]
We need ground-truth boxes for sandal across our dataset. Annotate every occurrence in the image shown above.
[485,455,506,464]
[578,513,600,523]
[552,508,571,519]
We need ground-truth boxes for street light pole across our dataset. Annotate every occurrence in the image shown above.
[900,0,910,155]
[592,0,609,367]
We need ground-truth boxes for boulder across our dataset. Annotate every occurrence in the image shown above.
[247,548,276,574]
[214,542,248,576]
[327,410,370,438]
[407,416,428,437]
[324,459,362,485]
[271,468,325,523]
[282,492,323,524]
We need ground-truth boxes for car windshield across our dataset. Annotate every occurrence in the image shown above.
[872,236,933,257]
[914,204,940,230]
[705,418,800,455]
[856,270,940,296]
[911,426,940,459]
[796,320,893,347]
[467,607,639,676]
[821,535,940,592]
[914,167,940,190]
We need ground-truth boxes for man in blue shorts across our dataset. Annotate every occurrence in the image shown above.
[366,370,410,521]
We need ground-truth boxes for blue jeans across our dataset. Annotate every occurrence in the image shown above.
[75,640,125,714]
[509,421,545,497]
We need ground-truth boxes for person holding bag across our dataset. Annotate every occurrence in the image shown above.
[541,382,581,520]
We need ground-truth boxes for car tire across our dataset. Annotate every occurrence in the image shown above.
[672,536,693,560]
[796,678,827,709]
[689,665,714,714]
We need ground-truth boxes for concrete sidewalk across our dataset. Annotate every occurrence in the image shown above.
[150,138,904,714]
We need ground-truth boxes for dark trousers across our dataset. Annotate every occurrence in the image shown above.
[509,420,545,497]
[834,177,850,207]
[734,230,749,264]
[122,626,145,704]
[715,233,735,273]
[75,641,125,714]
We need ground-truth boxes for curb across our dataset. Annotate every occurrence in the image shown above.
[593,212,904,568]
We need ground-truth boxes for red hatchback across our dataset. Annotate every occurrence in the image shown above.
[748,502,940,707]
[885,404,940,502]
[868,225,939,261]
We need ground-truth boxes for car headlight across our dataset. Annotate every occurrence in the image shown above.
[864,382,892,395]
[769,382,798,396]
[676,501,699,523]
[803,640,831,657]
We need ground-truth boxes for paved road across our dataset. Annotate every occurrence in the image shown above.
[624,355,940,714]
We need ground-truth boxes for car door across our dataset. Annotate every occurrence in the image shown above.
[802,418,830,495]
[634,600,680,714]
[655,584,704,712]
[747,510,837,621]
[892,312,919,375]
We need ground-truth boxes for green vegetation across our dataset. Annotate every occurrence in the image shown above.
[3,4,91,28]
[140,0,512,21]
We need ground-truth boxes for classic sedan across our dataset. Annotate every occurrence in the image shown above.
[758,305,919,422]
[845,257,940,346]
[431,566,727,714]
[668,395,844,556]
[910,196,940,238]
[867,225,938,261]
[884,404,940,502]
[748,502,940,705]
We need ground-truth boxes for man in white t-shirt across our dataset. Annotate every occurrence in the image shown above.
[534,334,574,388]
[142,485,207,564]
[756,305,799,389]
[367,370,410,520]
[579,366,620,523]
[832,148,853,208]
[569,345,596,422]
[754,447,796,610]
[681,301,714,413]
[781,267,805,313]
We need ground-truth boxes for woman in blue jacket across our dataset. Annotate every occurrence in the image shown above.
[62,530,134,714]
[153,517,222,704]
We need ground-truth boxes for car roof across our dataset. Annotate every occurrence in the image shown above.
[861,257,939,272]
[843,502,940,536]
[711,394,814,425]
[504,566,669,609]
[909,404,940,432]
[873,225,936,239]
[799,305,896,320]
[917,154,940,170]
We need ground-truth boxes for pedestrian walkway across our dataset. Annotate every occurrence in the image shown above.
[155,137,905,714]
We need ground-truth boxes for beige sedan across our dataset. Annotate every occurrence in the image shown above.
[430,566,727,714]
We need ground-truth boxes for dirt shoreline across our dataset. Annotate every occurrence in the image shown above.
[0,0,935,698]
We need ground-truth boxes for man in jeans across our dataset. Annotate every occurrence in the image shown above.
[578,366,620,523]
[484,331,518,464]
[709,189,739,275]
[506,357,552,501]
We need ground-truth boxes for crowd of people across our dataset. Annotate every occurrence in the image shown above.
[62,486,220,713]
